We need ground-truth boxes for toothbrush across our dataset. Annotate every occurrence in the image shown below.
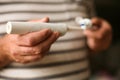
[6,18,92,36]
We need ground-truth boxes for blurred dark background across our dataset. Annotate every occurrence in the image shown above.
[95,0,120,42]
[90,0,120,79]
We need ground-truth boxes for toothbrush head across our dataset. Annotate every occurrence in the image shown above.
[79,18,92,30]
[75,17,92,30]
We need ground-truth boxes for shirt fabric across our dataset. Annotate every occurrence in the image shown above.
[0,0,95,80]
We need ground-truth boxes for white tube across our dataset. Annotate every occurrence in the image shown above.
[6,20,91,36]
[6,22,68,36]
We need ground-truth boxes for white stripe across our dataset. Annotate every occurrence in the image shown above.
[10,50,87,67]
[0,60,89,78]
[0,3,85,12]
[34,50,87,64]
[0,11,88,22]
[0,0,68,3]
[0,71,90,80]
[51,39,86,52]
[57,30,85,43]
[61,20,77,25]
[0,25,6,34]
[51,70,90,80]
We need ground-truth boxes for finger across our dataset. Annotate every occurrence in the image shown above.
[84,18,110,39]
[17,29,53,46]
[94,19,112,40]
[99,19,112,34]
[91,17,102,25]
[15,55,41,63]
[14,46,41,56]
[31,32,60,56]
[39,17,49,22]
[84,28,108,40]
[42,32,60,46]
[33,43,51,56]
[84,18,101,37]
[91,17,111,32]
[32,32,59,56]
[84,29,96,38]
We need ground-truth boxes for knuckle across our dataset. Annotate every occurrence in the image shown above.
[29,47,42,54]
[11,50,18,56]
[27,38,34,46]
[26,37,35,46]
[27,47,40,55]
[34,46,43,54]
[12,52,17,56]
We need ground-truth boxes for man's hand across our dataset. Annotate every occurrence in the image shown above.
[84,17,112,53]
[0,17,60,64]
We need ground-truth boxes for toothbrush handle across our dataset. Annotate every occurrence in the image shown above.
[6,22,68,36]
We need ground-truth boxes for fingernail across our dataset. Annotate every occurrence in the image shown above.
[41,18,47,21]
[54,32,60,37]
[41,17,49,22]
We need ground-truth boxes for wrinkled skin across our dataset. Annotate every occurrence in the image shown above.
[0,17,60,66]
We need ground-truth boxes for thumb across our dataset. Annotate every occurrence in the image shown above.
[84,29,94,38]
[29,17,49,22]
[39,17,49,22]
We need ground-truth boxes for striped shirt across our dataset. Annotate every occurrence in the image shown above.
[0,0,95,80]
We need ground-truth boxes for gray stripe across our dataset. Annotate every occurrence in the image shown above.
[0,68,89,80]
[0,33,6,35]
[6,58,86,68]
[0,1,76,4]
[0,20,27,25]
[0,9,79,14]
